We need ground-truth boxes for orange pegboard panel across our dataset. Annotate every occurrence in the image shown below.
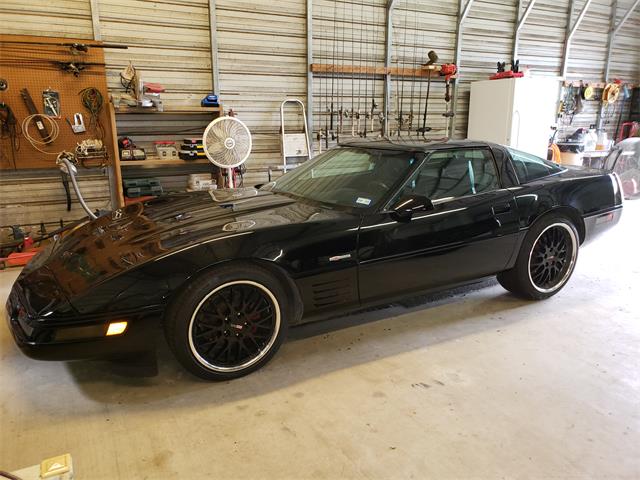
[0,34,116,170]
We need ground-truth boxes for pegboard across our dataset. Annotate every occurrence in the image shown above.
[0,34,115,170]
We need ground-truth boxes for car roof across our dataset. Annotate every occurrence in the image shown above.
[337,138,502,153]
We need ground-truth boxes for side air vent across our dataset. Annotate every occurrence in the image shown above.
[311,278,353,308]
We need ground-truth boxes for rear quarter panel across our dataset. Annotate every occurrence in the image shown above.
[508,170,620,255]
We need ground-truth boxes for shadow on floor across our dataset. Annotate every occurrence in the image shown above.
[58,278,531,409]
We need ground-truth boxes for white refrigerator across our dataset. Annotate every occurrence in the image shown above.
[467,77,559,159]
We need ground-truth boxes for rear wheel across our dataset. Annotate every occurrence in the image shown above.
[164,263,291,380]
[498,215,579,300]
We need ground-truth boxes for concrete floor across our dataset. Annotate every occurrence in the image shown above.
[1,202,639,479]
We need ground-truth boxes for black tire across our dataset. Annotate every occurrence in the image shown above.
[498,214,579,300]
[164,262,292,381]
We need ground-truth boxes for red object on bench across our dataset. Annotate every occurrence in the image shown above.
[1,249,43,268]
[490,71,525,80]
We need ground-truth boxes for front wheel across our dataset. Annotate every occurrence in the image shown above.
[164,264,290,380]
[498,215,579,300]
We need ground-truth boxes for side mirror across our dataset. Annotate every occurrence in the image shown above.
[390,195,434,220]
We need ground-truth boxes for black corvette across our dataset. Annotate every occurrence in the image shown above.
[6,140,623,380]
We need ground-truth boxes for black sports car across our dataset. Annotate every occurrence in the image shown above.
[6,140,623,380]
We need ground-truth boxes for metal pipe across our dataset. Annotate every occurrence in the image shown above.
[561,0,593,79]
[208,0,220,97]
[449,0,474,138]
[61,158,97,220]
[383,0,398,137]
[306,0,314,151]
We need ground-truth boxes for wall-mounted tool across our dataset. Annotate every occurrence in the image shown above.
[75,139,107,167]
[67,113,86,134]
[582,84,595,100]
[439,64,458,137]
[0,102,21,169]
[0,39,128,53]
[79,87,105,139]
[20,88,51,143]
[43,89,60,117]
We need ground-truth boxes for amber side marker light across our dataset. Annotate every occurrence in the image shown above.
[106,321,128,336]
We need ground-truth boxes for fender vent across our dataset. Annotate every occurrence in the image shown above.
[311,278,353,308]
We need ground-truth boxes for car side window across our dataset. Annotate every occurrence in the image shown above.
[506,147,564,183]
[398,148,500,201]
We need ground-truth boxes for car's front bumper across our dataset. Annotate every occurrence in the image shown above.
[6,285,161,361]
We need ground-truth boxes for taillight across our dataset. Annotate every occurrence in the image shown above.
[610,173,624,205]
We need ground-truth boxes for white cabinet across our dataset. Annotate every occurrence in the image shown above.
[467,77,559,159]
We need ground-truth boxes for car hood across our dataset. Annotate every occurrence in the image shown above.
[31,189,322,302]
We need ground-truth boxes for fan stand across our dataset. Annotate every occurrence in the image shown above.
[223,136,236,188]
[227,168,234,189]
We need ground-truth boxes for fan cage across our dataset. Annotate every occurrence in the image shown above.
[203,116,252,169]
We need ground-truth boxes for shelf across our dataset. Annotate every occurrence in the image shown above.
[120,156,210,167]
[114,106,222,115]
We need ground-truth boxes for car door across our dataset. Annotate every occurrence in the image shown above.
[357,146,520,303]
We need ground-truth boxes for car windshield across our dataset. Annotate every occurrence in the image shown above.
[271,147,419,209]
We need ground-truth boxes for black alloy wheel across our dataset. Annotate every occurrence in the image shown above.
[164,262,296,380]
[497,215,579,300]
[528,223,575,292]
[188,281,280,372]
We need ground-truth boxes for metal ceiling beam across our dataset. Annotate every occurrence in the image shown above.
[561,0,593,78]
[89,0,101,41]
[460,0,474,22]
[512,0,538,59]
[613,0,639,35]
[449,0,475,138]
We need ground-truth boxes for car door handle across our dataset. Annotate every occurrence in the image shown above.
[491,203,512,215]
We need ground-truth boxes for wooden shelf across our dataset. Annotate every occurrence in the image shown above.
[120,156,209,167]
[311,63,450,78]
[114,106,222,114]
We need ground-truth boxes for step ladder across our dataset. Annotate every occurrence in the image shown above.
[280,99,312,173]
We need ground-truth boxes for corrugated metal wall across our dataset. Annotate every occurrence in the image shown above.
[216,0,308,183]
[98,0,213,111]
[0,0,95,39]
[1,0,639,229]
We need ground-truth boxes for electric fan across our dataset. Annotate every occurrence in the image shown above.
[202,116,252,188]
